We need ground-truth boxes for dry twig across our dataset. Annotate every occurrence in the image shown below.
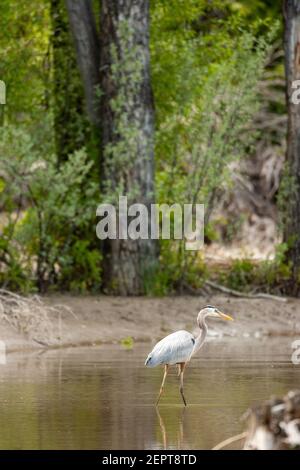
[0,289,75,346]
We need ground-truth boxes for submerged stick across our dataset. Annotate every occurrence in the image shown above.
[212,432,248,450]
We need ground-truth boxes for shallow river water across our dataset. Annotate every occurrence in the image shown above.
[0,338,299,449]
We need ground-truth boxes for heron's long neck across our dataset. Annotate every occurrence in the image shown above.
[191,315,208,357]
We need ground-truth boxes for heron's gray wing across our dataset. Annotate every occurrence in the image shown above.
[145,330,195,366]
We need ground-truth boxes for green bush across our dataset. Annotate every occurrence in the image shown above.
[0,125,101,292]
[151,25,274,292]
[215,244,291,293]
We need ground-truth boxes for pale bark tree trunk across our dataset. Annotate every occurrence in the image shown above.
[66,0,158,294]
[100,0,158,294]
[284,0,300,292]
[65,0,101,127]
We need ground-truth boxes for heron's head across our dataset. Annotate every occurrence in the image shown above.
[197,305,234,324]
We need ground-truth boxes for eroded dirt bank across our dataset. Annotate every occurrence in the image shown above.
[2,294,300,352]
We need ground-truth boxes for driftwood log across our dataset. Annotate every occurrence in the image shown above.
[244,390,300,450]
[213,390,300,450]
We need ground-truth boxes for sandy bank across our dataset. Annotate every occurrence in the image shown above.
[1,294,300,353]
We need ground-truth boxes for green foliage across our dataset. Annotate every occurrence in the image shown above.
[0,0,287,295]
[222,259,255,290]
[154,31,271,207]
[204,215,247,244]
[215,243,291,293]
[258,244,291,288]
[143,239,207,296]
[120,336,134,350]
[0,235,33,292]
[151,6,275,290]
[0,125,101,292]
[0,0,50,124]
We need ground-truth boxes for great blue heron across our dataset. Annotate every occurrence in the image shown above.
[145,305,234,406]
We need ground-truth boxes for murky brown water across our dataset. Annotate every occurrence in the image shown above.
[0,338,299,449]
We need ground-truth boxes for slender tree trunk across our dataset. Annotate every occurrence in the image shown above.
[100,0,158,294]
[283,0,300,292]
[65,0,101,127]
[50,0,88,163]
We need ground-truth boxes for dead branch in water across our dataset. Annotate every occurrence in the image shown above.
[0,289,75,346]
[205,280,287,302]
[212,432,248,450]
[243,390,300,450]
[213,390,300,450]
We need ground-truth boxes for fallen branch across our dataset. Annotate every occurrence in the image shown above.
[243,390,300,450]
[205,280,287,302]
[212,432,248,450]
[181,281,210,296]
[213,390,300,450]
[0,289,75,346]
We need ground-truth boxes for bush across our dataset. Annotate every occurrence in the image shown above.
[215,244,291,294]
[151,27,274,292]
[0,125,101,292]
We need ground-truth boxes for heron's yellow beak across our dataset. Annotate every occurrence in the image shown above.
[219,312,234,321]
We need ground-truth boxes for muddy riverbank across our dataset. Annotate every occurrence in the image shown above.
[1,294,300,352]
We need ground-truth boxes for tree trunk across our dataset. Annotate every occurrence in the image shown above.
[100,0,158,294]
[283,0,300,292]
[65,0,101,127]
[50,0,88,163]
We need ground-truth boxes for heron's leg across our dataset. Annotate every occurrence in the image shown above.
[179,362,187,407]
[156,364,169,406]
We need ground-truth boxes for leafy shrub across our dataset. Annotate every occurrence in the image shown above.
[215,244,291,293]
[151,24,274,292]
[0,125,101,292]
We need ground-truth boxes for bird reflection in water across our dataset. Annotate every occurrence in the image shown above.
[156,406,187,450]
